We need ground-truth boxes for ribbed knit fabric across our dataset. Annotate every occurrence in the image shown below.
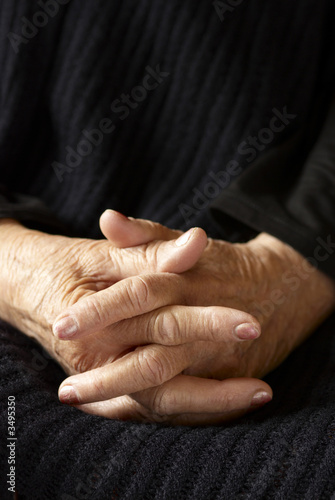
[1,316,335,500]
[1,1,335,498]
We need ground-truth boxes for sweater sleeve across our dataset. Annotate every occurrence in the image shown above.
[210,93,335,280]
[0,184,68,233]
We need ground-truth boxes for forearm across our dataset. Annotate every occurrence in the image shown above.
[0,218,56,348]
[0,218,32,325]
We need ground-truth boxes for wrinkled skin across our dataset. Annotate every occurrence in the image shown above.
[1,214,334,425]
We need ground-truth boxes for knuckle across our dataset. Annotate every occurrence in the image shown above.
[136,348,170,387]
[126,276,152,313]
[146,243,160,271]
[71,353,89,374]
[152,310,181,344]
[211,389,237,412]
[222,390,240,410]
[150,388,176,416]
[59,345,88,375]
[88,298,106,325]
[208,307,226,341]
[90,371,108,401]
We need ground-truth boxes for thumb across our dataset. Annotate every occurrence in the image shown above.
[100,210,181,247]
[154,227,207,273]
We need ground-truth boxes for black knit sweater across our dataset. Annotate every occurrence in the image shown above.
[1,1,335,498]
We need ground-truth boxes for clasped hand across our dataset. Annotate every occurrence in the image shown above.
[6,210,331,425]
[52,209,316,425]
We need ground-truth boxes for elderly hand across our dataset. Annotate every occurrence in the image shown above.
[55,211,335,424]
[0,217,267,425]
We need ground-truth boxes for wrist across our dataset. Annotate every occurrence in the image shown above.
[245,232,301,268]
[0,219,46,327]
[245,232,335,332]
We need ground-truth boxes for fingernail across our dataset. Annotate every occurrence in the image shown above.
[175,229,194,247]
[250,391,272,408]
[53,317,78,339]
[59,385,79,404]
[234,323,261,340]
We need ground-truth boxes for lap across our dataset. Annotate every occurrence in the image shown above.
[0,316,334,499]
